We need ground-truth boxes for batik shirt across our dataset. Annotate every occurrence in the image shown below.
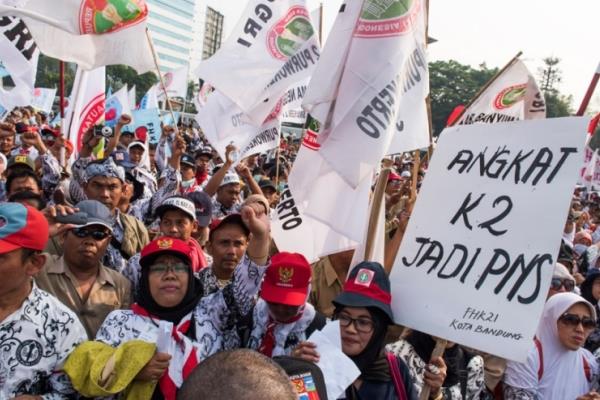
[193,254,267,358]
[211,198,242,220]
[0,284,87,399]
[127,165,180,223]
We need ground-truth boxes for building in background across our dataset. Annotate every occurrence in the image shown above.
[190,4,225,69]
[146,0,198,72]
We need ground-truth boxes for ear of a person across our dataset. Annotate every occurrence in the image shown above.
[25,253,47,276]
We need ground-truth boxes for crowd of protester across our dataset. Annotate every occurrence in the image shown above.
[1,105,600,399]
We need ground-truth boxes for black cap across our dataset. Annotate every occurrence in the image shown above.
[180,154,195,168]
[333,261,394,323]
[120,130,134,136]
[259,179,277,192]
[186,191,213,227]
[195,146,213,159]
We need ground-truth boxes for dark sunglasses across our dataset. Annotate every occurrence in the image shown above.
[559,313,596,330]
[550,278,575,292]
[71,228,110,241]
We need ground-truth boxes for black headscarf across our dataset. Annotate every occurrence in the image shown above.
[336,307,392,382]
[406,331,471,388]
[136,252,203,325]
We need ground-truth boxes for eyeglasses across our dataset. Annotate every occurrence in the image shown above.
[149,262,189,275]
[559,313,596,330]
[337,313,375,334]
[71,228,110,241]
[550,278,575,292]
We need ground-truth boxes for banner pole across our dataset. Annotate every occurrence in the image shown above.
[364,168,390,261]
[59,60,66,168]
[576,61,600,116]
[145,28,177,128]
[419,339,448,400]
[448,51,523,127]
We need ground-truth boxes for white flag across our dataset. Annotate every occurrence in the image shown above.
[128,85,136,109]
[456,59,546,125]
[64,66,105,158]
[31,87,56,113]
[282,77,309,125]
[583,149,600,190]
[105,85,131,128]
[158,66,188,100]
[303,0,430,188]
[139,84,158,110]
[194,0,320,125]
[196,90,281,163]
[0,0,154,73]
[0,16,39,110]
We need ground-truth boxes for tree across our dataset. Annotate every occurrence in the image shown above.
[538,57,572,117]
[428,60,498,135]
[106,65,158,104]
[34,55,77,92]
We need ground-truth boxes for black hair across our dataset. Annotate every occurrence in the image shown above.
[8,190,46,210]
[6,169,41,196]
[21,248,41,263]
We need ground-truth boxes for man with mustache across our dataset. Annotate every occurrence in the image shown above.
[36,200,132,338]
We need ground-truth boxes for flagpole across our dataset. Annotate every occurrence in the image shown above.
[576,61,600,116]
[424,0,433,162]
[448,51,523,127]
[59,60,66,168]
[318,2,324,44]
[145,28,178,128]
[363,168,389,261]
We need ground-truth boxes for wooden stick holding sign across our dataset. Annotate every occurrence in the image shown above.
[145,28,178,130]
[364,168,390,262]
[419,339,448,400]
[410,150,421,202]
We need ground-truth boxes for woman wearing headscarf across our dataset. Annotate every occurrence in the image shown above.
[295,262,424,400]
[387,331,488,399]
[503,292,599,400]
[580,269,600,352]
[94,237,204,399]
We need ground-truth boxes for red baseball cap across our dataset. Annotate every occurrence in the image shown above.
[0,203,49,253]
[139,237,192,269]
[260,252,311,307]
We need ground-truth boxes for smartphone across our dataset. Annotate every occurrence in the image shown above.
[54,212,88,226]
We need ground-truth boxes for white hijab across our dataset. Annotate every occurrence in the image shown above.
[505,293,598,399]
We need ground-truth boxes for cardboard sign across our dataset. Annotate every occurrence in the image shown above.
[389,117,588,362]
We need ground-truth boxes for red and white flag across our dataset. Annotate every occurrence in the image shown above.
[303,0,430,188]
[194,0,320,125]
[0,0,153,73]
[64,66,105,158]
[158,66,188,100]
[455,59,546,125]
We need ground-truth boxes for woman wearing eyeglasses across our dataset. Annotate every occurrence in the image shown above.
[503,292,599,400]
[579,269,600,352]
[295,261,420,400]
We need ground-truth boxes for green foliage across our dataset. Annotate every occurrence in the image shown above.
[537,57,572,117]
[34,55,77,92]
[429,60,498,135]
[544,92,573,118]
[106,65,158,104]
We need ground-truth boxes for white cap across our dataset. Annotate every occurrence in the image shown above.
[220,171,241,188]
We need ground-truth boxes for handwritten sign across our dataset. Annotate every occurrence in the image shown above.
[389,117,588,362]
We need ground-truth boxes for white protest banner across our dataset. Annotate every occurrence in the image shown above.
[128,85,136,109]
[582,149,600,190]
[195,90,281,163]
[0,0,153,73]
[389,117,588,362]
[157,66,188,100]
[282,77,308,125]
[303,0,429,188]
[0,16,40,110]
[457,59,546,125]
[31,88,56,113]
[194,0,320,126]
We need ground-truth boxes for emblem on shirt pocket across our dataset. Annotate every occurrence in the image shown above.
[16,340,43,366]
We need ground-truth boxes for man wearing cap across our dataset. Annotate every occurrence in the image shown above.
[242,252,326,357]
[186,191,213,246]
[122,195,209,294]
[179,153,204,194]
[118,129,135,149]
[36,200,132,338]
[0,203,87,398]
[259,179,279,211]
[194,146,213,187]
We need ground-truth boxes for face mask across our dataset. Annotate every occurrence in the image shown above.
[29,117,36,125]
[181,178,195,188]
[277,182,287,193]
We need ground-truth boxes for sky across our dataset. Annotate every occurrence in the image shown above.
[212,0,600,112]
